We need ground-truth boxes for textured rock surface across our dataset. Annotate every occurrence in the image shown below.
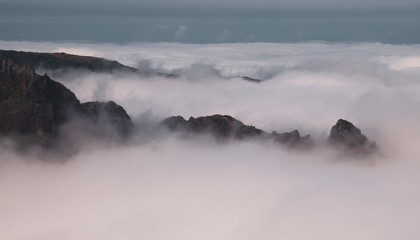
[162,114,312,147]
[0,58,133,145]
[0,50,379,155]
[0,59,81,139]
[81,101,133,136]
[328,119,376,154]
[162,114,264,140]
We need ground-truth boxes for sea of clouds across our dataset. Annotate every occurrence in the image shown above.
[1,41,420,239]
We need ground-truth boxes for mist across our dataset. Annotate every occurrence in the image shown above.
[1,41,420,239]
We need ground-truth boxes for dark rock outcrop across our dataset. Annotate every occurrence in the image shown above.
[162,114,264,140]
[0,58,133,146]
[162,114,313,148]
[81,101,133,136]
[0,50,136,73]
[0,50,379,156]
[0,50,263,82]
[0,59,81,140]
[328,119,376,154]
[0,49,177,78]
[271,130,312,147]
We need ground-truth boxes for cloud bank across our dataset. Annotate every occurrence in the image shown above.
[1,41,420,239]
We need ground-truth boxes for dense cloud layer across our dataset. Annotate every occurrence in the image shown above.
[1,41,420,239]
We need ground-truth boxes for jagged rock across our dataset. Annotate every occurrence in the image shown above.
[0,59,81,140]
[161,116,188,131]
[271,129,313,148]
[162,114,312,148]
[0,58,133,146]
[162,114,263,139]
[81,101,133,136]
[328,119,376,154]
[0,50,380,155]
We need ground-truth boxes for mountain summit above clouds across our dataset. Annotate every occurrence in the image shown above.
[161,115,313,148]
[0,49,136,73]
[328,119,377,155]
[0,50,377,156]
[0,49,262,81]
[0,58,132,148]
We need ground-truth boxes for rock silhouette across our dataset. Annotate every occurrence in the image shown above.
[162,115,313,148]
[0,49,136,73]
[0,50,260,81]
[0,50,378,156]
[0,58,132,146]
[81,101,133,136]
[328,119,377,154]
[0,59,81,139]
[162,115,263,139]
[271,129,312,147]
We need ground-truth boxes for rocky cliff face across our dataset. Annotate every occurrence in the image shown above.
[328,119,377,154]
[0,59,81,139]
[81,101,133,136]
[0,59,133,146]
[0,50,378,156]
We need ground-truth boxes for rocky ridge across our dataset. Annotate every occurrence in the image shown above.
[0,59,132,146]
[0,49,136,73]
[0,50,261,81]
[0,50,377,155]
[162,115,313,148]
[81,101,133,136]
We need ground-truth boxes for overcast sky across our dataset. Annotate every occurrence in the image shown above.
[2,0,420,14]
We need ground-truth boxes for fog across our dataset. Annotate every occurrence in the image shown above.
[1,41,420,239]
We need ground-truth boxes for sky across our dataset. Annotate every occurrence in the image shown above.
[1,0,420,44]
[2,0,420,14]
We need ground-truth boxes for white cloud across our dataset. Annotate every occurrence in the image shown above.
[1,138,420,240]
[389,56,420,70]
[1,41,420,240]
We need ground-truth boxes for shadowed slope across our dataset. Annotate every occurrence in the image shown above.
[0,58,133,147]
